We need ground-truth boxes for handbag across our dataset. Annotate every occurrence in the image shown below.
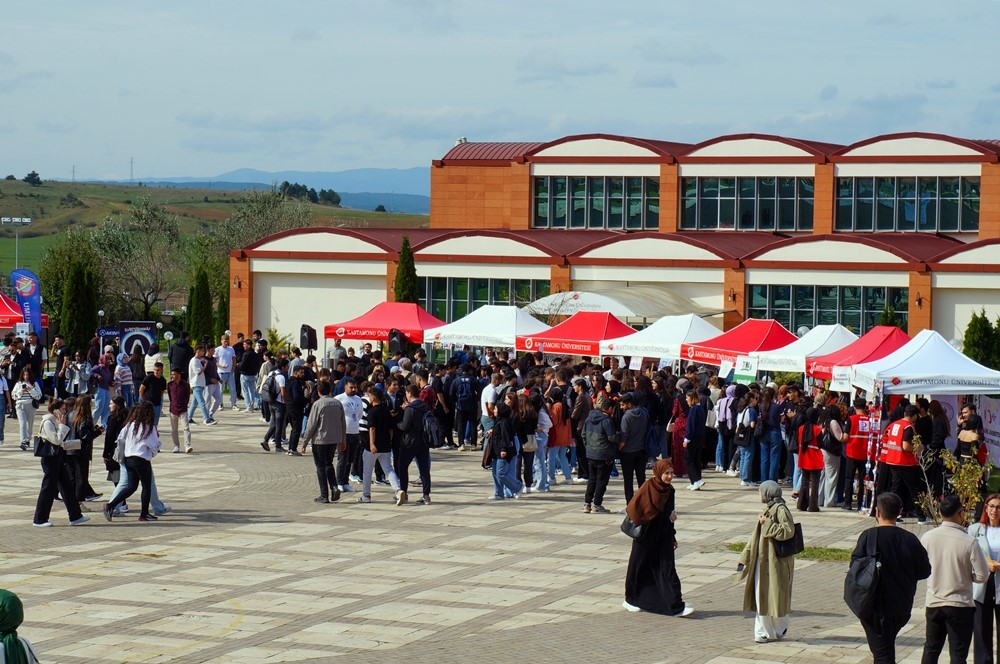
[33,435,60,458]
[620,514,646,540]
[522,434,537,453]
[705,408,718,430]
[773,522,805,558]
[819,426,842,456]
[666,417,675,433]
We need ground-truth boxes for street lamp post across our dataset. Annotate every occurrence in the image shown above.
[98,310,105,327]
[1,217,32,268]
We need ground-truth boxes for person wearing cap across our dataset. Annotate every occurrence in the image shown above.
[581,394,618,513]
[0,588,40,663]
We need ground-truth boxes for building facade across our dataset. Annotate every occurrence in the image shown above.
[230,132,1000,347]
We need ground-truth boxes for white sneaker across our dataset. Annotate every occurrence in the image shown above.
[692,480,706,491]
[678,605,695,617]
[185,446,193,454]
[740,481,750,487]
[726,469,737,477]
[340,484,355,492]
[232,405,240,411]
[622,600,641,613]
[70,515,91,526]
[33,521,53,527]
[172,445,180,453]
[686,483,696,490]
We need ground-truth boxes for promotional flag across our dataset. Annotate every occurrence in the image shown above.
[11,269,42,333]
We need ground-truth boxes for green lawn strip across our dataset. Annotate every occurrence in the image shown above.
[722,541,852,562]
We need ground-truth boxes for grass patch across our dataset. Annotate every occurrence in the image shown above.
[723,541,852,562]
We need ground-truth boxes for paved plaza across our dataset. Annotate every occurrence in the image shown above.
[1,409,935,663]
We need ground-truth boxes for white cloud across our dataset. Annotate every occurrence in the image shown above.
[633,72,677,89]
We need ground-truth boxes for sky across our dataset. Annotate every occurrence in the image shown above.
[2,1,999,182]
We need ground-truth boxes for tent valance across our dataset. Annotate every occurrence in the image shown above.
[598,314,719,359]
[751,324,858,373]
[324,302,445,344]
[852,329,1000,395]
[680,319,797,367]
[0,292,49,327]
[515,311,636,356]
[423,305,550,348]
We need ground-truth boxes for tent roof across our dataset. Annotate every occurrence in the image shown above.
[0,292,49,327]
[525,286,728,319]
[423,305,550,348]
[515,311,635,356]
[599,314,720,359]
[680,319,797,366]
[852,329,1000,394]
[323,302,445,344]
[752,325,859,373]
[806,325,910,381]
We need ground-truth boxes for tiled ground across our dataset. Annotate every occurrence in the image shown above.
[0,406,934,663]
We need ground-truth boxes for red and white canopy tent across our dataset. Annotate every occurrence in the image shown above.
[515,311,636,356]
[679,319,797,367]
[806,325,910,392]
[323,302,445,344]
[0,292,49,328]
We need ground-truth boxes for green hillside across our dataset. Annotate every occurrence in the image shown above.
[0,179,429,273]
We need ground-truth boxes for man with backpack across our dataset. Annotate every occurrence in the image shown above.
[848,492,931,664]
[396,385,433,505]
[260,359,288,452]
[450,363,480,452]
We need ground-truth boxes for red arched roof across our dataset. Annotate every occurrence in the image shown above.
[567,230,786,261]
[240,227,398,254]
[524,133,691,162]
[833,132,1000,161]
[928,237,1000,263]
[742,233,961,264]
[439,141,545,162]
[411,229,562,257]
[680,133,844,161]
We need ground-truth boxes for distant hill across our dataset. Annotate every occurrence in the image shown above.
[149,166,430,197]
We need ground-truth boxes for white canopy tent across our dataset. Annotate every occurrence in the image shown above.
[598,314,720,359]
[423,305,550,348]
[525,287,727,319]
[751,325,859,373]
[851,329,1000,394]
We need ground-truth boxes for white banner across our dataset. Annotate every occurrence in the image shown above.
[734,355,758,385]
[977,395,1000,466]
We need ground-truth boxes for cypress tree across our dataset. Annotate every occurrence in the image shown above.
[188,269,214,343]
[963,308,998,369]
[394,235,419,304]
[60,260,99,355]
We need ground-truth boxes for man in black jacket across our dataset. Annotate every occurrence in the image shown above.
[238,339,262,412]
[168,332,195,381]
[683,390,707,491]
[396,385,433,505]
[284,365,309,456]
[618,392,648,506]
[850,491,931,664]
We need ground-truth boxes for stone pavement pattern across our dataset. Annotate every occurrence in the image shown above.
[0,408,935,663]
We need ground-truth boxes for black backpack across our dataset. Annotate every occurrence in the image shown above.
[844,528,880,619]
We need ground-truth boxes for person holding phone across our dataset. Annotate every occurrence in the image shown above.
[13,367,42,451]
[32,398,90,527]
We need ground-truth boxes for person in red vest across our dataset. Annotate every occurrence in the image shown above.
[842,398,874,511]
[796,408,824,512]
[882,405,927,525]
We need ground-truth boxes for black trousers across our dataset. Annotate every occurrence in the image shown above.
[261,399,271,422]
[69,454,98,501]
[264,401,286,446]
[311,444,338,499]
[337,434,360,485]
[396,444,431,495]
[453,408,477,446]
[843,457,868,508]
[108,456,153,518]
[798,469,821,511]
[924,605,976,664]
[861,613,911,664]
[575,433,588,478]
[519,450,535,488]
[620,450,648,504]
[584,459,612,506]
[976,574,1000,664]
[683,439,703,484]
[286,406,305,450]
[889,464,926,518]
[34,451,83,524]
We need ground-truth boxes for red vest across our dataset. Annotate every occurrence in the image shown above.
[797,425,825,471]
[882,418,918,466]
[846,412,874,461]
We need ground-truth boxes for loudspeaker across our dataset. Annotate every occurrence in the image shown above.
[388,328,407,355]
[300,324,317,350]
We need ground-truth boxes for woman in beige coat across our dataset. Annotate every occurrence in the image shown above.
[737,480,796,643]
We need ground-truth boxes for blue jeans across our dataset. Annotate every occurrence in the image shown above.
[240,375,259,410]
[187,386,211,423]
[110,463,167,513]
[548,446,572,482]
[653,424,669,459]
[92,387,110,428]
[532,431,549,491]
[739,444,754,483]
[759,430,782,482]
[220,372,237,407]
[492,457,523,499]
[153,404,162,427]
[0,401,5,440]
[791,453,803,491]
[120,384,135,408]
[715,429,727,468]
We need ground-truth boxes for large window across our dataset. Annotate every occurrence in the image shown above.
[533,176,659,230]
[419,277,551,323]
[747,285,908,334]
[680,176,814,231]
[835,176,979,232]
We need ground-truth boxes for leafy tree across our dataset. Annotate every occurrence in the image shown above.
[38,229,103,328]
[22,170,42,186]
[60,260,99,354]
[374,204,386,212]
[265,326,293,353]
[394,235,419,304]
[319,189,341,206]
[187,268,214,343]
[307,187,319,204]
[878,306,900,329]
[963,308,1000,370]
[4,174,15,181]
[91,198,186,319]
[214,289,229,340]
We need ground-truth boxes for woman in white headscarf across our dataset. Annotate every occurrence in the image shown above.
[737,480,796,643]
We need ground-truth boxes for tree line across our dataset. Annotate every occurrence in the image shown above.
[279,181,340,206]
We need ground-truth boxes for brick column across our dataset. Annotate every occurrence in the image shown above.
[507,162,532,230]
[658,163,679,233]
[813,163,835,234]
[228,252,252,336]
[550,264,571,293]
[980,162,1000,240]
[722,266,745,331]
[907,271,932,334]
[386,259,399,301]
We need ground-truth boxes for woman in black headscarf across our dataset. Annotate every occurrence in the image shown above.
[622,459,694,617]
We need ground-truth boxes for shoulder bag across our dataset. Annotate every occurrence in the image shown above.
[33,422,64,458]
[773,521,804,558]
[665,416,675,433]
[819,424,842,456]
[620,514,646,540]
[844,528,881,619]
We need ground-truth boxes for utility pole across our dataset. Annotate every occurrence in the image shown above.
[72,165,76,182]
[1,217,32,268]
[129,157,134,186]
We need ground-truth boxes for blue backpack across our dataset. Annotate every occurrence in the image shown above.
[455,375,476,411]
[423,409,444,448]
